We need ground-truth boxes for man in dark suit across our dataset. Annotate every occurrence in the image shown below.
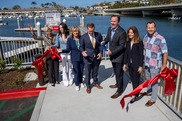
[102,15,126,99]
[80,23,103,94]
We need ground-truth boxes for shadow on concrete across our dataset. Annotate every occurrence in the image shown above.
[99,65,113,83]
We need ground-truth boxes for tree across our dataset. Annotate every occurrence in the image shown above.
[12,5,21,10]
[149,0,176,5]
[31,1,37,8]
[41,3,45,8]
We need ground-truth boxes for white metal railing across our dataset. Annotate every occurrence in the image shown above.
[0,37,44,66]
[158,56,182,118]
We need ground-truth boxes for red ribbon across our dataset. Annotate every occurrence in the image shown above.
[120,67,178,109]
[32,48,62,78]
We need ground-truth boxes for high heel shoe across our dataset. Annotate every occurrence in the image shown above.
[130,97,137,104]
[51,83,55,87]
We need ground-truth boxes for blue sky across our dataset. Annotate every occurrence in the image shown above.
[0,0,116,9]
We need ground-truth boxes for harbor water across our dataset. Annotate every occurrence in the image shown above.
[0,16,182,61]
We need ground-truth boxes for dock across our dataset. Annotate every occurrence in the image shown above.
[30,60,181,121]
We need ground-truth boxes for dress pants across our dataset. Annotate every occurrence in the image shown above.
[128,63,140,96]
[46,57,59,84]
[72,61,84,86]
[85,58,101,88]
[128,63,141,96]
[61,54,73,85]
[112,62,123,93]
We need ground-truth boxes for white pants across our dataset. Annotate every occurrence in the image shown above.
[61,54,73,85]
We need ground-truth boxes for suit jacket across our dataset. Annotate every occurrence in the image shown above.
[62,37,83,63]
[124,40,144,70]
[80,32,103,64]
[105,26,126,63]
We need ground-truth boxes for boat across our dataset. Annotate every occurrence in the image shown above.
[168,16,181,20]
[0,19,8,26]
[168,14,181,20]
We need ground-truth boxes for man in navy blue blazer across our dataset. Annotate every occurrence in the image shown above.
[80,23,103,94]
[102,15,126,99]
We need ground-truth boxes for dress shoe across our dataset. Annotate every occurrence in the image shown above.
[86,88,91,94]
[57,81,60,84]
[51,83,55,87]
[93,84,103,89]
[140,92,152,97]
[109,84,117,88]
[111,92,122,99]
[145,100,155,107]
[130,97,137,104]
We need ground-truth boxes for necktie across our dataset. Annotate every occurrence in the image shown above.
[91,37,95,48]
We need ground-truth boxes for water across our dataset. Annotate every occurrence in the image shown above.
[0,16,182,61]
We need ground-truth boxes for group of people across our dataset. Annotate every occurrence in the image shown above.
[28,15,168,107]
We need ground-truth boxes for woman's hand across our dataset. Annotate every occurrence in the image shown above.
[57,49,62,53]
[28,24,35,36]
[123,64,127,72]
[28,24,33,31]
[138,66,143,74]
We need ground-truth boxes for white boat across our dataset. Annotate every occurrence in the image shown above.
[0,19,8,26]
[28,15,34,18]
[168,14,181,20]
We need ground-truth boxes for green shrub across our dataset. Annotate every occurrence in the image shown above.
[12,76,23,85]
[0,59,6,72]
[11,57,23,70]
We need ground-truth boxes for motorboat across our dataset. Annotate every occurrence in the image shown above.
[0,19,8,26]
[168,16,181,20]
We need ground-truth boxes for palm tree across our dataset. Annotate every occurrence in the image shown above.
[31,1,37,8]
[12,5,21,10]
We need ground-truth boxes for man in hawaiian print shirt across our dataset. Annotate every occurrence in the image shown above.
[143,21,168,107]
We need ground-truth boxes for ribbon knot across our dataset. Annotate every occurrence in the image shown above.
[32,48,62,78]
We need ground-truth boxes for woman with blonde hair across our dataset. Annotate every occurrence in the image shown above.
[123,26,144,103]
[28,24,58,87]
[59,26,84,91]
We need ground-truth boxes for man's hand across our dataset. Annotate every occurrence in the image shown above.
[82,51,87,57]
[97,53,102,60]
[160,65,167,73]
[105,49,112,55]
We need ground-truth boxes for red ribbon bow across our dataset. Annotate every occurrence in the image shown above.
[120,67,178,109]
[32,48,62,78]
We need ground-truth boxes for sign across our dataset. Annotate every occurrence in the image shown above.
[45,10,61,26]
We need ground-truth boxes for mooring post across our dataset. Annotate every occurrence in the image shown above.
[34,17,37,28]
[36,22,41,37]
[63,19,66,23]
[17,17,20,29]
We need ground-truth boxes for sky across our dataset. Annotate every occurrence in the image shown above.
[0,0,116,9]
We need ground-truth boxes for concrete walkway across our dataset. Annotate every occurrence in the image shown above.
[31,60,180,121]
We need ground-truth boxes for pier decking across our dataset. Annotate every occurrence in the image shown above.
[30,61,181,121]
